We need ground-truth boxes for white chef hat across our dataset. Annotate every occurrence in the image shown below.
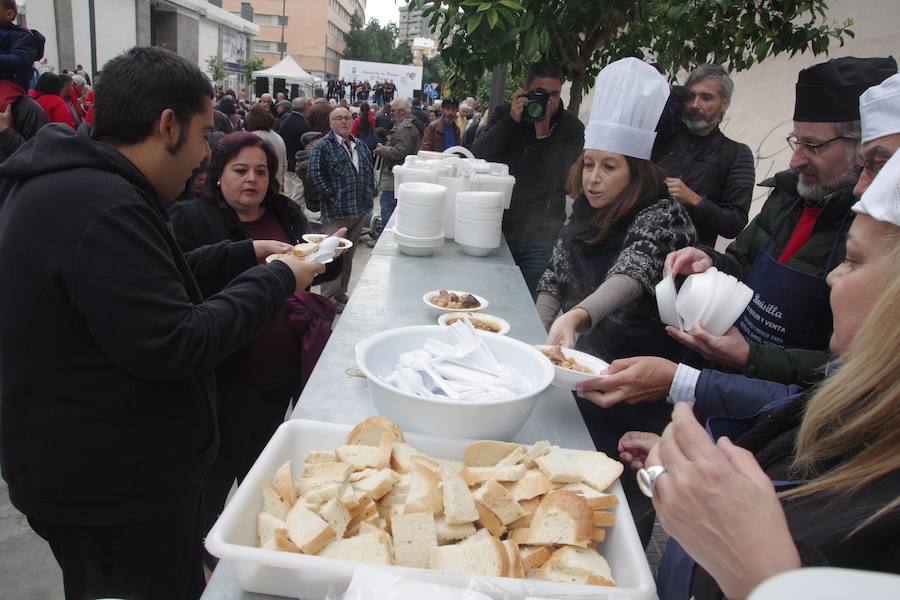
[860,73,900,144]
[584,58,670,160]
[853,149,900,226]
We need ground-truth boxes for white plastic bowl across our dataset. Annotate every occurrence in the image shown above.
[676,269,717,332]
[655,275,682,330]
[704,280,754,336]
[300,234,353,256]
[534,345,610,390]
[422,290,489,312]
[437,312,511,335]
[355,326,553,440]
[459,244,497,257]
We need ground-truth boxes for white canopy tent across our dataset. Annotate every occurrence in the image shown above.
[252,55,319,98]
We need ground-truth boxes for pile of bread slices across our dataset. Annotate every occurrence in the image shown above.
[256,417,624,587]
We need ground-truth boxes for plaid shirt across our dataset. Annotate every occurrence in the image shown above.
[307,130,375,222]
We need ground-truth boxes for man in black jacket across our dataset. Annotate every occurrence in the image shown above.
[0,47,323,600]
[652,64,755,246]
[279,97,311,209]
[472,61,585,297]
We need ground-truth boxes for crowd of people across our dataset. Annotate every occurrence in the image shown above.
[0,0,899,595]
[326,77,397,105]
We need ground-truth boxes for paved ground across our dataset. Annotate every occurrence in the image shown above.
[0,214,669,597]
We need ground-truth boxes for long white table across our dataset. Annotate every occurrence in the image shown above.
[201,228,595,599]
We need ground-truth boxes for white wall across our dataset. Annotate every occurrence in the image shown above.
[70,0,92,71]
[94,0,137,72]
[198,17,220,70]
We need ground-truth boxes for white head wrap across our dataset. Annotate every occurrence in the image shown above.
[584,58,670,159]
[852,150,900,226]
[860,73,900,144]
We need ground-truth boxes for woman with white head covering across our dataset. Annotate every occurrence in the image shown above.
[535,57,697,543]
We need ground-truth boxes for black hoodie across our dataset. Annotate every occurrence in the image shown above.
[0,124,297,525]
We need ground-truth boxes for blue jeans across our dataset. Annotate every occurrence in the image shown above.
[377,190,396,234]
[507,240,556,299]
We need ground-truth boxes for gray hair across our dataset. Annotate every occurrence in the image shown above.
[291,97,306,110]
[71,74,86,87]
[392,98,410,112]
[838,120,862,165]
[277,100,291,111]
[685,64,734,100]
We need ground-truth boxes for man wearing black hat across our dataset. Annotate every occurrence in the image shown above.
[666,56,897,385]
[420,98,461,152]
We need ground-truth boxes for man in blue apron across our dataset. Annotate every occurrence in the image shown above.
[665,56,897,387]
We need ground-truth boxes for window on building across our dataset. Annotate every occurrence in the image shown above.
[253,41,281,53]
[328,21,345,39]
[328,0,352,23]
[254,13,287,27]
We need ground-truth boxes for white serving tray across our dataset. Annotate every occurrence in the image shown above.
[205,419,657,600]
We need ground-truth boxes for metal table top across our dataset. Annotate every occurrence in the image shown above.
[201,238,593,600]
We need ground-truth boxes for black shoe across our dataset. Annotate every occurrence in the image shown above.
[334,293,350,304]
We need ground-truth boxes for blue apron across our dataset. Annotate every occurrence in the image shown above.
[735,199,851,350]
[655,394,806,600]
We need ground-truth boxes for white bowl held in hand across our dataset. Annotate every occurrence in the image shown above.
[534,345,610,390]
[703,280,754,336]
[655,275,682,330]
[422,290,489,312]
[675,269,717,332]
[355,326,553,440]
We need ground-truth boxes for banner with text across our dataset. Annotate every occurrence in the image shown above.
[338,60,423,102]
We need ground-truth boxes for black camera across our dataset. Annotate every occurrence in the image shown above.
[523,89,550,123]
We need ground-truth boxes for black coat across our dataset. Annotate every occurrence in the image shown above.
[0,124,296,525]
[278,111,311,171]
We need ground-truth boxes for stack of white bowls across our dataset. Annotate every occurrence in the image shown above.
[393,182,447,256]
[454,191,504,257]
[655,267,754,335]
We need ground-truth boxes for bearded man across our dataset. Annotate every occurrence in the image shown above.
[653,64,755,246]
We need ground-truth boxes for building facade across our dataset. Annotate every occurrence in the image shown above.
[20,0,259,90]
[221,0,365,81]
[398,3,436,47]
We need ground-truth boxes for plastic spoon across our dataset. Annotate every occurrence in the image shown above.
[397,351,460,399]
[307,236,341,263]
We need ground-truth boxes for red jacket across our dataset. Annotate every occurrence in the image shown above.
[351,112,376,137]
[84,89,95,125]
[69,89,86,122]
[30,90,76,129]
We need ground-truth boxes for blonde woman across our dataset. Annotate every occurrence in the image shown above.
[625,155,900,599]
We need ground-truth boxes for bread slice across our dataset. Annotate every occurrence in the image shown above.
[377,472,411,518]
[496,446,527,467]
[520,545,553,572]
[463,441,525,467]
[435,515,476,545]
[509,496,540,529]
[296,462,353,496]
[514,490,593,547]
[410,454,442,475]
[522,440,553,468]
[274,529,302,553]
[319,497,352,540]
[390,442,422,474]
[350,468,398,500]
[257,511,288,550]
[460,464,527,486]
[503,469,557,501]
[429,536,508,577]
[474,500,507,538]
[335,445,383,470]
[285,502,335,554]
[570,451,624,492]
[535,448,583,483]
[538,546,615,586]
[405,463,443,514]
[305,450,337,464]
[260,481,290,520]
[502,539,525,578]
[318,522,394,565]
[273,461,296,507]
[391,511,437,568]
[459,527,491,545]
[472,480,526,525]
[593,510,615,527]
[440,462,479,524]
[301,482,345,507]
[347,416,404,446]
[560,482,620,509]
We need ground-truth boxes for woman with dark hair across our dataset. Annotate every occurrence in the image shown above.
[218,95,243,132]
[29,72,75,128]
[536,58,696,543]
[351,101,378,152]
[169,132,343,567]
[244,103,287,190]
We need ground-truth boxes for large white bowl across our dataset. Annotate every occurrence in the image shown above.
[655,275,682,330]
[676,269,717,332]
[534,345,610,390]
[704,280,754,336]
[355,326,554,440]
[422,290,489,312]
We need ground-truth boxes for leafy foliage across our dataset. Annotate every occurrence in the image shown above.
[206,55,226,84]
[411,0,854,113]
[243,57,265,84]
[343,12,414,65]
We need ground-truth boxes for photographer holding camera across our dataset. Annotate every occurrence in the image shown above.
[473,62,584,297]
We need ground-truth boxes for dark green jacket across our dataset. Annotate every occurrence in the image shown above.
[702,169,856,385]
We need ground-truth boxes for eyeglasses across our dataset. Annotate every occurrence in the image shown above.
[786,134,857,155]
[331,115,352,122]
[857,156,890,177]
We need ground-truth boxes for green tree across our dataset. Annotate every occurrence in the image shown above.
[244,57,265,84]
[412,0,854,115]
[206,55,226,85]
[343,12,414,65]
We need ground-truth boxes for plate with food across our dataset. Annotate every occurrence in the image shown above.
[265,252,333,266]
[422,289,489,312]
[302,234,353,256]
[534,345,609,390]
[437,312,510,335]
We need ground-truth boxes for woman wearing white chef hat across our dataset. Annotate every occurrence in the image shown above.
[626,151,900,600]
[535,57,697,543]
